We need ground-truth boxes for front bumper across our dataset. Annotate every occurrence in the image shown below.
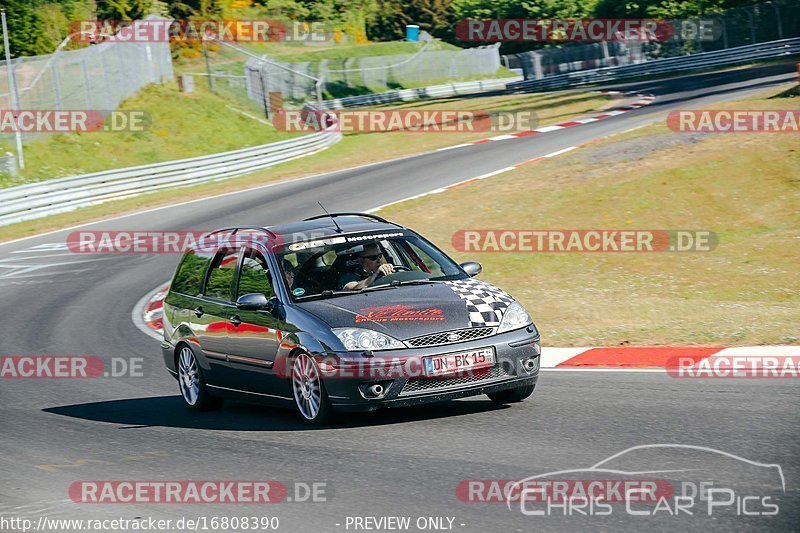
[319,325,540,412]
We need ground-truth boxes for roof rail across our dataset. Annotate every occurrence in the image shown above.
[203,225,278,239]
[303,212,400,226]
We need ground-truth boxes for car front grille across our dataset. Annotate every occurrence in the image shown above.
[405,327,495,348]
[400,366,512,396]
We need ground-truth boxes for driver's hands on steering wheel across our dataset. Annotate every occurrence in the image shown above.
[375,263,395,277]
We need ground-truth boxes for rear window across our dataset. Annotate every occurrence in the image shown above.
[205,248,240,301]
[171,250,213,296]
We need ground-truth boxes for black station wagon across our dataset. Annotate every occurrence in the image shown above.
[161,213,540,425]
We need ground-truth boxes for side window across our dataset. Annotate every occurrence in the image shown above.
[204,248,239,301]
[400,241,443,276]
[171,250,214,296]
[237,249,275,300]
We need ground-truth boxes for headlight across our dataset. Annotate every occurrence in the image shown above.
[333,328,406,351]
[497,301,532,333]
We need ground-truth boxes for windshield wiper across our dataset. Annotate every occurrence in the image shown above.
[359,284,399,293]
[360,279,438,292]
[296,289,354,301]
[388,279,438,287]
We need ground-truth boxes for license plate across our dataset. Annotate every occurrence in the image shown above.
[423,347,495,377]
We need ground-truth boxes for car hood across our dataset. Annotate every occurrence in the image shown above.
[295,279,515,340]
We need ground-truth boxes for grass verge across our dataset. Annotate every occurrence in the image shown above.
[379,83,800,346]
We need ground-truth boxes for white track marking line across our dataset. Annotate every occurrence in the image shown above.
[10,243,69,253]
[487,134,517,141]
[543,146,577,158]
[436,144,472,151]
[533,125,564,133]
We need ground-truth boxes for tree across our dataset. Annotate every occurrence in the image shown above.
[370,0,455,41]
[1,0,46,57]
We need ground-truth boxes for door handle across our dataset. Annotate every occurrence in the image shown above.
[193,306,204,318]
[230,315,242,327]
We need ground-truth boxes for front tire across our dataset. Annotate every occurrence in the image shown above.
[291,353,332,426]
[487,383,535,404]
[177,345,222,411]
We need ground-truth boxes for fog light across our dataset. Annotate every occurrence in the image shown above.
[522,356,539,373]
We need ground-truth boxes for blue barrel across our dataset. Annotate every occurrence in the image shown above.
[406,25,420,42]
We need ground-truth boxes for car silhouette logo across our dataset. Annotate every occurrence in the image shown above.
[447,333,462,342]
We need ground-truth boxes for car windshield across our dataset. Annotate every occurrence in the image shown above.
[275,231,468,301]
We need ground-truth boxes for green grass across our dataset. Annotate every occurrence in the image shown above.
[380,83,800,347]
[0,82,299,188]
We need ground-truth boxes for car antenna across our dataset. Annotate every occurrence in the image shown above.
[318,201,343,233]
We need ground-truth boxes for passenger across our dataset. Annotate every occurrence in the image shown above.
[339,243,394,290]
[283,259,296,289]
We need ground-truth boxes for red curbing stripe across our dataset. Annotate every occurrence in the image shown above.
[464,91,654,146]
[558,347,724,368]
[145,299,163,312]
[446,177,480,189]
[513,156,544,168]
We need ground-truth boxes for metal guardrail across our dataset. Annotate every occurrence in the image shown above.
[0,125,342,226]
[508,38,800,92]
[311,76,523,110]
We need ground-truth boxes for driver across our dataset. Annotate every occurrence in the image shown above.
[339,243,394,290]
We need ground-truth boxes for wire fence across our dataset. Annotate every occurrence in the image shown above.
[506,0,800,80]
[194,39,505,119]
[0,37,173,146]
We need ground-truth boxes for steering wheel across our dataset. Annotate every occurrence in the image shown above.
[390,265,411,272]
[366,269,428,287]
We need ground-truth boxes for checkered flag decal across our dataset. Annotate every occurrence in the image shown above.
[444,279,515,327]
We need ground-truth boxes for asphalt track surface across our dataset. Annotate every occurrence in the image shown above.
[0,63,798,532]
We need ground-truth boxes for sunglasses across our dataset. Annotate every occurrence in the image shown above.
[360,253,382,261]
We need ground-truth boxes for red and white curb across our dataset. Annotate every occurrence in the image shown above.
[132,283,170,341]
[541,346,799,371]
[132,284,797,372]
[436,92,655,151]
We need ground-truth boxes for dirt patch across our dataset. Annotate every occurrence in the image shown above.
[577,132,713,164]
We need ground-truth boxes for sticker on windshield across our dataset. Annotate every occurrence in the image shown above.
[292,287,306,297]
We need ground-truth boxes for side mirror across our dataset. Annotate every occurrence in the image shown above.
[236,293,271,311]
[460,261,482,277]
